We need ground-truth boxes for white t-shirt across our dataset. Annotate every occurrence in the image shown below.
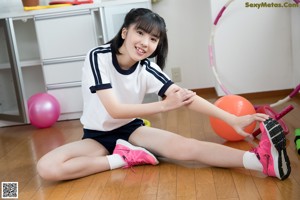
[80,44,173,131]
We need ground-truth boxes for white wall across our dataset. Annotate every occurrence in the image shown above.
[210,0,295,95]
[0,0,22,11]
[152,0,214,89]
[291,4,300,87]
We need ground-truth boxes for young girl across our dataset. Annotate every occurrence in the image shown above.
[37,8,291,181]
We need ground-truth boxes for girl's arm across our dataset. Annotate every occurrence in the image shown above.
[185,94,268,138]
[96,84,195,119]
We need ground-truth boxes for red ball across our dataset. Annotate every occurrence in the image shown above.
[209,95,256,141]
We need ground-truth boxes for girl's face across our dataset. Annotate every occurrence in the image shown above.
[119,24,160,65]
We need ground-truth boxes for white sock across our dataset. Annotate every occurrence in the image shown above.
[242,151,263,172]
[106,154,126,170]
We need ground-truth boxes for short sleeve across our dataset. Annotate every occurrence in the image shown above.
[82,46,112,94]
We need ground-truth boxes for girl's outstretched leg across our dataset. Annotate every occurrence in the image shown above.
[130,126,247,168]
[129,118,291,180]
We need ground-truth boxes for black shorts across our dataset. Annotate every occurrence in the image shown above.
[82,118,144,154]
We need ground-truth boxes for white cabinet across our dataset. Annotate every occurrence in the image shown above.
[34,9,102,120]
[48,87,83,114]
[42,60,83,85]
[35,11,98,60]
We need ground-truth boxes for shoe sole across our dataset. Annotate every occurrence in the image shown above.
[116,139,159,165]
[263,118,291,180]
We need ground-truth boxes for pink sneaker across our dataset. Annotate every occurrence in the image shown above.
[251,118,291,180]
[113,139,159,168]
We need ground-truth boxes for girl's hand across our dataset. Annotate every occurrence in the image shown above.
[162,87,195,111]
[231,113,269,140]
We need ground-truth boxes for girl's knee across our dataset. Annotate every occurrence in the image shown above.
[37,157,61,181]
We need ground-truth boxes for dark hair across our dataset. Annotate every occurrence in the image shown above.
[109,8,168,70]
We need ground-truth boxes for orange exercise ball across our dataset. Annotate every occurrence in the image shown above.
[209,95,256,141]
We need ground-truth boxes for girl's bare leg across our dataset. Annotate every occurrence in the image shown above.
[129,126,245,168]
[37,139,110,181]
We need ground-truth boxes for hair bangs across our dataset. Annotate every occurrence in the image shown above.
[134,13,166,38]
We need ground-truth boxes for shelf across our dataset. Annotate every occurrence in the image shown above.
[0,109,19,115]
[0,59,41,70]
[20,60,41,67]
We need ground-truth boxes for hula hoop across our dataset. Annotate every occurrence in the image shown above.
[209,0,234,96]
[209,0,300,106]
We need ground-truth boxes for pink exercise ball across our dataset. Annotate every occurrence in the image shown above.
[28,93,60,128]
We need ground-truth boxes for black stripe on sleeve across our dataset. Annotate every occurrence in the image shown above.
[89,83,112,93]
[144,61,170,84]
[158,80,173,97]
[88,46,111,93]
[143,60,174,97]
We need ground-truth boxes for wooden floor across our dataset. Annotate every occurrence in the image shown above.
[1,94,300,200]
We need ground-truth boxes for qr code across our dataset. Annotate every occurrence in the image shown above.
[1,182,18,199]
